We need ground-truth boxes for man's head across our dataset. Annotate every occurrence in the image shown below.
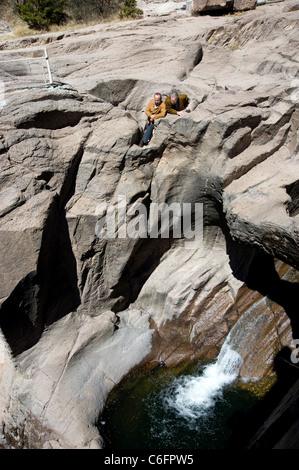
[154,93,162,106]
[170,92,179,105]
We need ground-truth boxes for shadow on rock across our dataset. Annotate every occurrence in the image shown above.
[227,346,299,449]
[225,232,299,340]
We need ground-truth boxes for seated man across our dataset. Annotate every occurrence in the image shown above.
[165,91,190,116]
[139,93,166,147]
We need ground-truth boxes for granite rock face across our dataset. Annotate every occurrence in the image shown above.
[0,1,298,449]
[138,0,257,15]
[192,0,234,13]
[191,0,257,13]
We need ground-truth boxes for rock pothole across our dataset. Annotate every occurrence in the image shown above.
[16,110,87,130]
[89,79,139,106]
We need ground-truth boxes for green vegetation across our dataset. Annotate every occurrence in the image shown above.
[66,0,121,23]
[10,0,143,31]
[119,0,143,19]
[0,0,143,34]
[17,0,67,30]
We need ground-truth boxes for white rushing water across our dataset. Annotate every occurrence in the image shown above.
[164,296,279,422]
[165,298,272,420]
[166,343,243,419]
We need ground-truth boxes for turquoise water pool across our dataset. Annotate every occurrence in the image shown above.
[99,360,259,449]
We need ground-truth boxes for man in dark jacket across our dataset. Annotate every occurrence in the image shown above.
[165,91,190,116]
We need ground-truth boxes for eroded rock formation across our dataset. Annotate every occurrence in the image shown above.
[191,0,257,14]
[0,0,298,449]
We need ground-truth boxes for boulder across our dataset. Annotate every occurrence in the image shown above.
[234,0,257,11]
[191,0,257,13]
[192,0,233,12]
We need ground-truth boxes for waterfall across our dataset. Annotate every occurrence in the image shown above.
[165,343,243,420]
[165,297,271,420]
[165,299,270,420]
[101,293,286,448]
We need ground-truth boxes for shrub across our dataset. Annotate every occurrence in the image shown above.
[18,0,66,30]
[66,0,120,21]
[119,0,143,19]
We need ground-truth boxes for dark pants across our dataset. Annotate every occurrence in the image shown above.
[142,122,154,144]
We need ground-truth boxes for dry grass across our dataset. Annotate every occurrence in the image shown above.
[0,1,126,42]
[48,12,123,31]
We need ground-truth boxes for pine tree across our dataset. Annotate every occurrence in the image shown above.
[18,0,66,30]
[119,0,143,19]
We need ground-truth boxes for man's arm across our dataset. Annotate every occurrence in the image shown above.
[180,94,189,110]
[145,100,154,118]
[176,95,191,116]
[153,102,166,120]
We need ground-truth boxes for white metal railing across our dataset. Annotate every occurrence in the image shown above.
[0,46,53,92]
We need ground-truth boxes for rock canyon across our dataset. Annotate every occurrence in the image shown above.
[0,0,298,449]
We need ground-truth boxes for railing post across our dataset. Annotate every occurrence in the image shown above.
[0,46,54,90]
[44,47,53,85]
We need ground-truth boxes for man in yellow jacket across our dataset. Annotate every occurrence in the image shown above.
[139,93,166,147]
[165,91,190,116]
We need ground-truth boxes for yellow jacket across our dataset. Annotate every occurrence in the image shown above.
[145,99,167,122]
[165,94,189,114]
